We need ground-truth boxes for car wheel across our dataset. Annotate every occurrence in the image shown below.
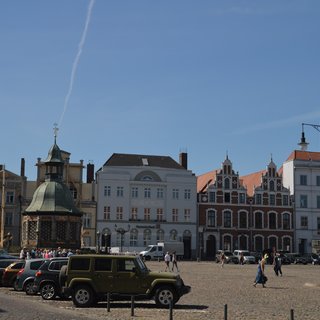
[40,283,57,300]
[154,285,178,307]
[25,281,35,295]
[72,285,95,308]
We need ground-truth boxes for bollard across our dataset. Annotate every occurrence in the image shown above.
[131,295,135,317]
[169,299,173,320]
[107,292,110,312]
[224,304,228,320]
[290,309,294,320]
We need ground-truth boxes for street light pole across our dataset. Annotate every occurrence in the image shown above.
[115,224,130,253]
[96,230,100,253]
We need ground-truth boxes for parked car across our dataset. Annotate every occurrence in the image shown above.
[301,253,320,264]
[2,261,25,287]
[215,250,238,264]
[14,258,48,294]
[33,257,69,300]
[311,253,320,265]
[233,250,256,264]
[250,252,262,263]
[0,249,18,259]
[60,254,191,308]
[278,253,291,265]
[0,259,21,286]
[285,253,308,265]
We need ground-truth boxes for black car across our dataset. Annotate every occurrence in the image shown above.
[32,257,69,300]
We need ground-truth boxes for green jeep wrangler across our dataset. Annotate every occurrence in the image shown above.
[60,254,190,308]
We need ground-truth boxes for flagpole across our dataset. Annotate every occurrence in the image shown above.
[1,165,5,247]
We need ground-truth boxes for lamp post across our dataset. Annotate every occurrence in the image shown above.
[115,224,130,253]
[104,232,109,254]
[96,230,100,253]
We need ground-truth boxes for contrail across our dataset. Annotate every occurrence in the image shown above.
[58,0,95,126]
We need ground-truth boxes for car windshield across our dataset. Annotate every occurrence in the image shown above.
[144,246,152,251]
[136,256,148,272]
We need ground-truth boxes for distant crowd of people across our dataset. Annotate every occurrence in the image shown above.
[19,247,80,259]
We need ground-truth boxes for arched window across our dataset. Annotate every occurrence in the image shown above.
[283,213,290,230]
[223,210,232,228]
[255,211,263,229]
[239,211,247,228]
[207,209,216,227]
[269,212,277,229]
[169,229,177,241]
[269,180,275,191]
[130,229,138,246]
[269,236,277,251]
[156,229,164,242]
[254,236,263,252]
[283,237,291,252]
[223,235,232,251]
[224,178,230,189]
[143,229,151,246]
[239,234,248,250]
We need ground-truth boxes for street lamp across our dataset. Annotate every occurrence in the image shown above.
[115,224,130,253]
[104,232,109,254]
[96,230,100,253]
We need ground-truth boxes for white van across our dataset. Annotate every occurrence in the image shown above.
[233,250,256,264]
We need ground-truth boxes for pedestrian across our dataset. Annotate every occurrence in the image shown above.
[239,252,244,265]
[172,251,179,272]
[253,254,268,288]
[273,253,283,276]
[220,251,226,268]
[164,252,171,271]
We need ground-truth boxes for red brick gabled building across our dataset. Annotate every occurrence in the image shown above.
[197,156,294,259]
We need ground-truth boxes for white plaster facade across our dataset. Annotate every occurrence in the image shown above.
[96,153,197,258]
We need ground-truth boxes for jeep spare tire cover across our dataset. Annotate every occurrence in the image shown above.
[59,265,68,286]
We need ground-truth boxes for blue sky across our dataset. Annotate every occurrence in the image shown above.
[1,0,320,180]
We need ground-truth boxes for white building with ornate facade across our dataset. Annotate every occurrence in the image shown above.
[96,153,197,258]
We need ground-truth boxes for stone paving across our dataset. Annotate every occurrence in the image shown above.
[1,260,320,319]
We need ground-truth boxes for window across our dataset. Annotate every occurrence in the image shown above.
[144,208,151,221]
[317,176,320,186]
[117,187,124,197]
[169,229,177,241]
[317,196,320,209]
[269,212,277,229]
[116,207,123,220]
[5,212,13,226]
[6,192,14,204]
[172,209,178,222]
[95,258,112,271]
[103,206,110,220]
[301,216,308,228]
[130,229,138,246]
[256,194,262,205]
[71,258,90,270]
[283,213,290,230]
[300,195,308,208]
[131,208,138,221]
[172,189,179,199]
[131,187,138,198]
[184,209,191,222]
[117,259,136,272]
[209,191,215,203]
[82,213,91,228]
[224,178,230,189]
[269,180,275,191]
[157,188,164,199]
[157,229,164,242]
[239,211,247,228]
[143,229,151,246]
[157,208,164,221]
[224,192,230,203]
[104,186,111,197]
[270,194,275,206]
[224,211,232,228]
[144,188,151,198]
[300,175,307,186]
[255,211,263,229]
[317,217,320,235]
[239,193,245,204]
[283,195,289,206]
[69,186,77,200]
[184,189,191,200]
[207,210,216,227]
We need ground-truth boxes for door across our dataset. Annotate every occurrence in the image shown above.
[93,257,114,293]
[206,235,216,260]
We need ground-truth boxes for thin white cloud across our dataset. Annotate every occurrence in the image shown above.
[232,110,320,135]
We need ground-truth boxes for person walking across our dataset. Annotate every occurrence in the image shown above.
[220,251,226,268]
[273,253,283,276]
[253,254,268,288]
[171,251,179,272]
[164,252,171,271]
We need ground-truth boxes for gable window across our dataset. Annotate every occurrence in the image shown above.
[209,191,215,203]
[256,193,262,205]
[269,180,275,191]
[224,178,230,189]
[239,193,245,204]
[270,194,275,206]
[224,192,230,203]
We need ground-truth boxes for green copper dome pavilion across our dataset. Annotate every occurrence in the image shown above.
[22,135,82,249]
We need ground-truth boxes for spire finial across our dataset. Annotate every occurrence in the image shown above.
[226,150,228,160]
[53,123,59,143]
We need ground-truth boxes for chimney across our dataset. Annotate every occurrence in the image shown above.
[87,163,94,183]
[20,158,25,177]
[179,152,188,170]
